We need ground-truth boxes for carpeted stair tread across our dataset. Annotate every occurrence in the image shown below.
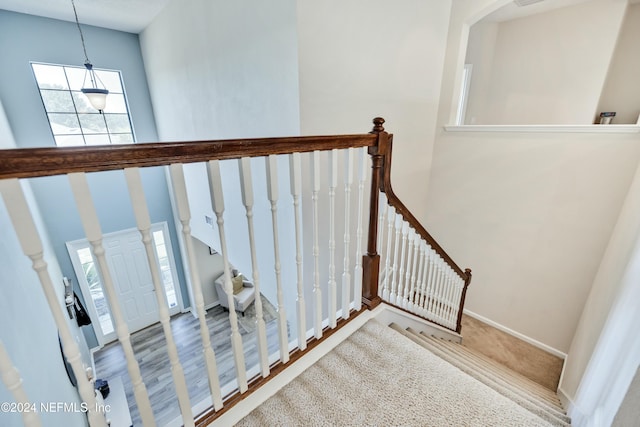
[436,335,561,405]
[417,330,562,406]
[408,328,567,418]
[389,324,570,426]
[238,319,554,426]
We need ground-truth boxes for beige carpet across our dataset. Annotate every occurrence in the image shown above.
[237,320,553,426]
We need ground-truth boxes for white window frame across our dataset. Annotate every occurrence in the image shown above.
[31,62,136,147]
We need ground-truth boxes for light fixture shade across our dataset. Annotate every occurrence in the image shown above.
[81,88,109,111]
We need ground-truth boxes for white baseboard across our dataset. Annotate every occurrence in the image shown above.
[463,309,567,359]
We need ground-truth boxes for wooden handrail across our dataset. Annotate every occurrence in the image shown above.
[377,123,468,281]
[0,134,376,180]
[368,117,472,332]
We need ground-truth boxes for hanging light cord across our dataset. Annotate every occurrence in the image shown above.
[70,0,90,64]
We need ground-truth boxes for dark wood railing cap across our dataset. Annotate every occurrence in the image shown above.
[372,117,385,133]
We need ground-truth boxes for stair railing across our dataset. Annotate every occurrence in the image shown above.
[367,118,472,333]
[0,118,471,427]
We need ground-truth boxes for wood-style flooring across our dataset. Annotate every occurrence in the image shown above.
[93,296,281,426]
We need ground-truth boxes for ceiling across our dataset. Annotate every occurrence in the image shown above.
[0,0,171,33]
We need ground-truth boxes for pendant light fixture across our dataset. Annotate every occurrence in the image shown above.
[70,0,109,112]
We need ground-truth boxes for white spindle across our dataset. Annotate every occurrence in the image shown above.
[206,161,248,392]
[434,257,446,323]
[124,168,193,425]
[415,242,428,311]
[238,158,271,376]
[446,271,458,327]
[0,179,107,427]
[68,173,156,425]
[311,151,323,338]
[0,340,41,427]
[265,155,290,363]
[423,248,436,316]
[376,194,388,290]
[428,257,441,320]
[389,213,403,305]
[327,149,338,328]
[289,153,307,350]
[376,193,387,255]
[353,147,367,311]
[402,227,415,308]
[381,205,395,301]
[341,148,354,320]
[169,164,224,407]
[407,232,420,311]
[445,270,457,327]
[397,221,409,307]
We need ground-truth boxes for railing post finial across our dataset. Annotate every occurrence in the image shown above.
[372,117,385,133]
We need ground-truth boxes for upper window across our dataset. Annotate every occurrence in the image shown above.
[31,63,135,147]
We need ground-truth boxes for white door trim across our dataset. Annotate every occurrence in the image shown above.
[67,222,183,346]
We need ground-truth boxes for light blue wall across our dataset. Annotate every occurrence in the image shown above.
[0,10,189,348]
[0,101,88,427]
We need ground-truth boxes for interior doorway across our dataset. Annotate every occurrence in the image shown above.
[67,222,182,346]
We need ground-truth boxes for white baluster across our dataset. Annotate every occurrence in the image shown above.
[237,158,271,375]
[377,193,387,255]
[68,173,156,425]
[169,164,225,407]
[289,153,307,350]
[0,179,107,427]
[441,269,453,327]
[311,151,323,339]
[428,257,441,320]
[381,205,395,301]
[407,232,421,312]
[341,148,354,320]
[423,247,436,317]
[447,271,459,328]
[0,340,41,427]
[353,147,367,311]
[376,194,388,286]
[265,155,290,363]
[416,245,428,315]
[415,241,428,313]
[396,221,409,308]
[446,270,457,327]
[207,161,248,392]
[433,257,446,323]
[123,168,194,425]
[402,227,415,309]
[389,213,403,305]
[327,149,338,328]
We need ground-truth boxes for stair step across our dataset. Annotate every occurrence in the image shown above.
[411,329,565,412]
[389,323,571,426]
[417,330,562,406]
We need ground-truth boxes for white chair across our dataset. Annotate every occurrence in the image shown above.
[213,269,255,314]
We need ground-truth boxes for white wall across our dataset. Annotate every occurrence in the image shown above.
[140,0,302,339]
[463,20,498,125]
[296,0,452,223]
[425,131,640,353]
[465,0,626,125]
[597,3,640,124]
[561,158,640,396]
[0,101,90,427]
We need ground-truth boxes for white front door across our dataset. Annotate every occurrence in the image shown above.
[67,222,182,346]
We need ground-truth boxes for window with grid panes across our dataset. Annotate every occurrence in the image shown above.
[31,62,135,146]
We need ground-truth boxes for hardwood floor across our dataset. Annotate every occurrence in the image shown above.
[93,295,281,426]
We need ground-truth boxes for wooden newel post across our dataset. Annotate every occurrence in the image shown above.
[456,268,472,333]
[362,117,388,309]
